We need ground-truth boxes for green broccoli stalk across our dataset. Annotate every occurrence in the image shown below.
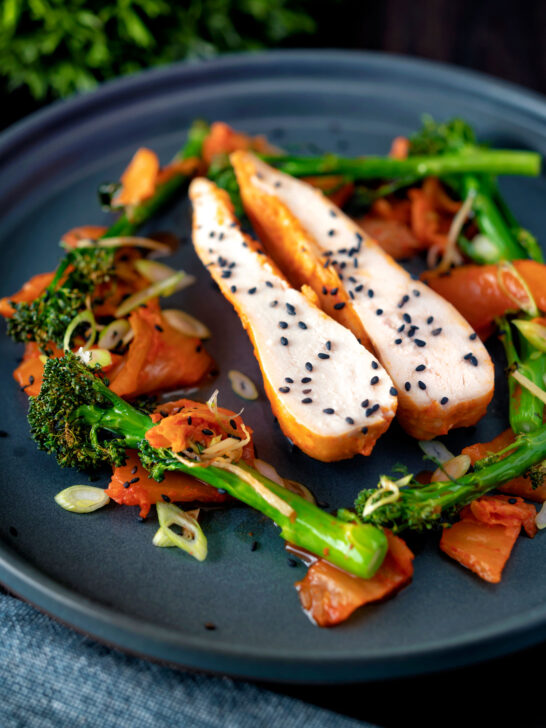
[407,117,539,263]
[29,353,388,579]
[498,316,546,434]
[5,121,210,352]
[354,425,546,533]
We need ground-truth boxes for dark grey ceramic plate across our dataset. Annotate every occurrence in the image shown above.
[0,51,545,684]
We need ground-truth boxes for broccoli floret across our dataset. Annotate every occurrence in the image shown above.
[355,426,546,532]
[28,351,151,469]
[408,115,477,156]
[7,247,115,353]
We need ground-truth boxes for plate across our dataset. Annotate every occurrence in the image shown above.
[0,51,545,684]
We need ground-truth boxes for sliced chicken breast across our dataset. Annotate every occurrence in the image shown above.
[189,178,397,461]
[231,151,495,440]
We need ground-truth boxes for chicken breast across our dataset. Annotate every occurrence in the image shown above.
[189,178,397,461]
[231,151,494,440]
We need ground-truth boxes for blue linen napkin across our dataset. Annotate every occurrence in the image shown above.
[0,590,372,728]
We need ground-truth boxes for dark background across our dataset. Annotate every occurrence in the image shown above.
[2,1,545,726]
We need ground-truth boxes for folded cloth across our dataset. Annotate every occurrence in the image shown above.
[0,591,370,728]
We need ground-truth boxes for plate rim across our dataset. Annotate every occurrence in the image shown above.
[1,49,545,683]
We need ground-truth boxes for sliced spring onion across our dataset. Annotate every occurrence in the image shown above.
[98,319,131,350]
[153,508,200,547]
[63,309,97,352]
[435,188,475,273]
[76,347,113,369]
[114,271,195,318]
[155,503,207,561]
[512,369,546,406]
[513,319,546,353]
[213,461,295,519]
[134,259,179,283]
[497,261,538,317]
[471,234,502,263]
[162,309,211,339]
[418,440,454,464]
[74,236,171,256]
[254,459,285,487]
[283,479,316,504]
[432,454,471,483]
[536,502,546,530]
[54,485,110,513]
[228,370,259,400]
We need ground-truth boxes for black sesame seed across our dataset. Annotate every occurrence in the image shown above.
[305,362,313,372]
[302,388,312,394]
[354,258,358,268]
[398,294,410,308]
[405,382,411,391]
[279,321,288,329]
[202,428,214,436]
[355,232,363,245]
[266,281,274,288]
[318,353,330,359]
[427,316,434,324]
[397,324,406,333]
[129,477,140,485]
[187,416,192,425]
[323,408,335,415]
[330,210,338,217]
[209,231,216,238]
[355,284,364,292]
[371,376,379,385]
[418,381,426,390]
[338,248,347,254]
[371,361,379,369]
[322,286,328,294]
[302,377,312,383]
[229,419,237,429]
[440,397,449,405]
[248,287,257,294]
[154,324,164,332]
[159,410,168,418]
[270,300,278,307]
[301,397,312,404]
[122,481,130,489]
[361,426,368,435]
[416,364,426,371]
[279,386,290,393]
[413,289,420,297]
[508,498,517,505]
[131,465,138,475]
[328,229,336,237]
[29,375,35,384]
[204,623,216,631]
[407,326,418,338]
[230,285,237,293]
[280,337,288,346]
[250,540,258,551]
[326,341,332,350]
[221,269,231,279]
[333,302,346,310]
[340,262,346,269]
[367,289,374,298]
[395,338,402,345]
[469,333,478,340]
[217,488,227,495]
[414,339,426,347]
[298,321,308,329]
[286,303,296,315]
[346,417,354,425]
[432,328,442,336]
[390,387,398,396]
[376,308,383,316]
[285,377,294,383]
[330,287,338,295]
[161,494,171,503]
[366,405,379,417]
[361,399,369,408]
[287,557,298,568]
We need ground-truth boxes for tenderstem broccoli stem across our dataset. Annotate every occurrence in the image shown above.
[262,149,541,180]
[498,317,545,433]
[148,453,388,579]
[457,175,527,261]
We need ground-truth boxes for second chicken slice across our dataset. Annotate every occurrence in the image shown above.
[190,178,397,462]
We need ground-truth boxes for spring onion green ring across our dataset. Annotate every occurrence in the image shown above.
[54,485,110,513]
